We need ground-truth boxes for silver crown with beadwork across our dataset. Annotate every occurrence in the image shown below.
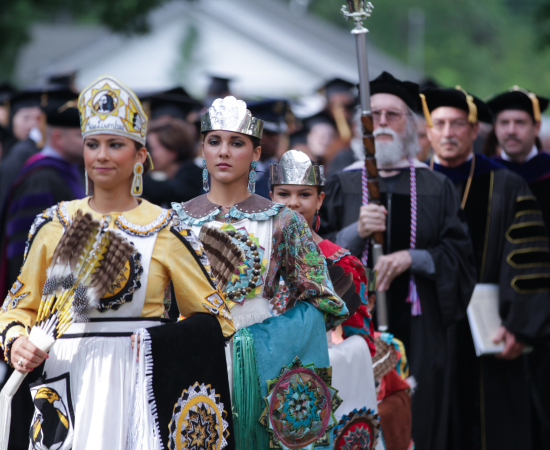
[201,96,264,139]
[270,149,325,186]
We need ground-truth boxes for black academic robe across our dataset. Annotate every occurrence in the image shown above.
[0,138,38,219]
[434,154,550,450]
[143,159,204,208]
[320,164,476,450]
[494,152,550,448]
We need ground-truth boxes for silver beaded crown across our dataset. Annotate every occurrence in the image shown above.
[270,150,325,186]
[201,96,264,139]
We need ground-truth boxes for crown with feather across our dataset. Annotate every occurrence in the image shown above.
[78,75,148,145]
[270,149,325,186]
[201,96,264,139]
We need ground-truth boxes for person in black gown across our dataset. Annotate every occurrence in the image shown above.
[320,72,476,450]
[424,86,550,450]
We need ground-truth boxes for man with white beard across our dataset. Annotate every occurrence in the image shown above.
[320,72,476,450]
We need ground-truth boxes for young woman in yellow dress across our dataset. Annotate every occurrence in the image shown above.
[0,76,235,450]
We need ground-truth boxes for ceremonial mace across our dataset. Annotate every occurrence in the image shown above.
[342,0,388,331]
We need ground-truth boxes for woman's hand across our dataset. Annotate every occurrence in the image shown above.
[11,336,48,374]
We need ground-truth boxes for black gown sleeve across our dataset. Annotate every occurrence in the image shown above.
[498,179,550,343]
[426,177,477,328]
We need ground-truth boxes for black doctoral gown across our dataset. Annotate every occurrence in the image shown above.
[320,162,476,450]
[493,151,550,448]
[434,153,550,450]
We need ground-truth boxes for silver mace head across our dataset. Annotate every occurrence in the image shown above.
[341,0,374,34]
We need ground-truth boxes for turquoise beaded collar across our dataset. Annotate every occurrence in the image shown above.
[173,194,284,227]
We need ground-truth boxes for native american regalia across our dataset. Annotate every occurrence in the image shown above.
[174,193,349,449]
[0,74,237,450]
[434,153,550,450]
[320,159,476,449]
[0,198,236,449]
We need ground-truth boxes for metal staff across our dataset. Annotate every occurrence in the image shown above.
[342,0,388,331]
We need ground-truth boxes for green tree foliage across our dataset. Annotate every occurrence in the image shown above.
[308,0,550,98]
[0,0,172,82]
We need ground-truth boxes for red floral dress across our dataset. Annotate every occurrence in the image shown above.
[318,239,376,357]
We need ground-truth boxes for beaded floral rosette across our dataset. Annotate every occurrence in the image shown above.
[259,357,342,450]
[332,407,380,450]
[219,223,267,305]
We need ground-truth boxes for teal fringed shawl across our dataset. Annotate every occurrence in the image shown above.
[232,328,269,449]
[232,302,330,448]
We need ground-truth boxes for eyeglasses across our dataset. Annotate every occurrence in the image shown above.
[432,120,470,131]
[372,110,408,124]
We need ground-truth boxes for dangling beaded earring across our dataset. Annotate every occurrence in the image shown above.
[85,169,89,196]
[131,162,144,197]
[202,158,210,192]
[315,210,321,232]
[248,160,257,194]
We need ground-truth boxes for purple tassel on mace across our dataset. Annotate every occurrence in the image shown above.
[406,275,422,316]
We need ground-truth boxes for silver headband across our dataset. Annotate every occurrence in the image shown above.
[270,150,325,186]
[201,96,264,139]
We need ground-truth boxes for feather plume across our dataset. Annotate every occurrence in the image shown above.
[199,224,246,291]
[0,211,136,445]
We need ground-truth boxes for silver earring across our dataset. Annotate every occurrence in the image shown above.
[248,160,257,194]
[131,162,144,197]
[202,158,210,192]
[85,169,89,196]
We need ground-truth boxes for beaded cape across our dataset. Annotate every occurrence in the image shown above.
[174,194,349,329]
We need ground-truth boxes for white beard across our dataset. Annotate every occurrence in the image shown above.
[374,128,406,167]
[373,122,420,168]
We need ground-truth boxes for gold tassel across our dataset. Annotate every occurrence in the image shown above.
[146,152,154,171]
[456,86,477,123]
[419,94,433,128]
[511,86,541,122]
[332,104,352,141]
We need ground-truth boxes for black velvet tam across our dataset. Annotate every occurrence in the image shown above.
[487,90,549,121]
[420,87,493,123]
[370,71,421,113]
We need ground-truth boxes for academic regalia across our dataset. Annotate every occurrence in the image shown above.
[320,161,476,450]
[321,162,474,449]
[433,153,550,450]
[494,151,550,232]
[493,150,550,448]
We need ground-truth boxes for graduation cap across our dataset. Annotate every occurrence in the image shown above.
[248,99,290,134]
[289,128,309,147]
[318,77,356,98]
[487,86,549,122]
[301,110,335,131]
[419,86,493,126]
[370,71,421,112]
[0,83,16,104]
[43,87,80,128]
[207,76,232,97]
[47,71,77,90]
[141,87,202,121]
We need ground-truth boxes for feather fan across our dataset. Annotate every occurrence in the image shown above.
[0,210,135,449]
[199,223,246,292]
